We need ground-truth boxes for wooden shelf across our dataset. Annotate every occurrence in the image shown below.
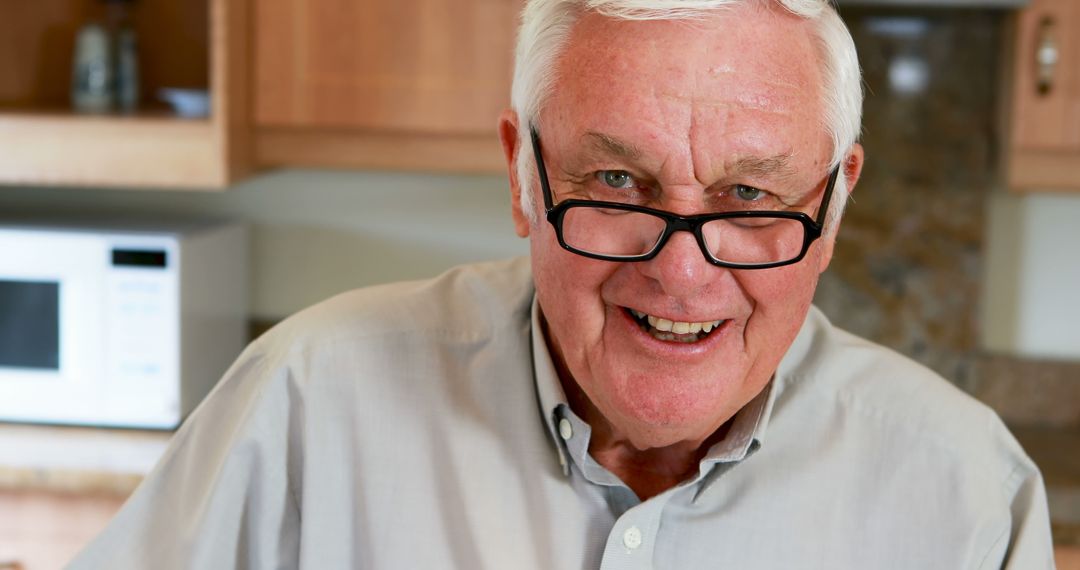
[255,127,506,175]
[0,0,249,190]
[0,112,225,189]
[1008,150,1080,192]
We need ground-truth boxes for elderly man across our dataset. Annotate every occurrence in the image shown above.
[71,0,1053,568]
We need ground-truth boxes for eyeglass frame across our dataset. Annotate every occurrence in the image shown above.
[529,126,841,270]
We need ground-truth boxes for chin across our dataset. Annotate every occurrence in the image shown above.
[605,380,728,445]
[618,418,713,451]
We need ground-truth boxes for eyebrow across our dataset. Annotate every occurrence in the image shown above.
[581,131,642,161]
[727,153,798,180]
[579,131,799,181]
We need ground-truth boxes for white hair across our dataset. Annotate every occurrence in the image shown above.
[510,0,863,235]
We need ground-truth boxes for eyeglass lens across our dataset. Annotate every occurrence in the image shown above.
[560,207,807,264]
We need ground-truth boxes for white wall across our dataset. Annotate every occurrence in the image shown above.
[982,192,1080,359]
[0,170,528,319]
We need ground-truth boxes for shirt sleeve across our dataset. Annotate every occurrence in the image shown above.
[995,459,1056,570]
[67,347,304,570]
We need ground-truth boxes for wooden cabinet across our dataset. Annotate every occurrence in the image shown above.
[0,0,249,189]
[1007,0,1080,191]
[1,0,521,188]
[251,0,520,174]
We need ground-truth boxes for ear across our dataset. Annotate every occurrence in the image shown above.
[817,143,865,273]
[499,109,532,238]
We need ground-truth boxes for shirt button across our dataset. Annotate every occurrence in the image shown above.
[558,418,573,440]
[623,526,642,550]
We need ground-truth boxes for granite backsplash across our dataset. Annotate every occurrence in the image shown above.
[817,7,1079,428]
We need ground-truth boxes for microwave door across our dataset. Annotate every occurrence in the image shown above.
[0,279,60,371]
[0,230,108,425]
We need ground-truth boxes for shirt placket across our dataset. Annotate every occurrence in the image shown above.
[596,491,671,570]
[555,405,680,570]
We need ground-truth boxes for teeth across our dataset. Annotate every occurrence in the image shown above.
[632,309,723,337]
[647,315,673,331]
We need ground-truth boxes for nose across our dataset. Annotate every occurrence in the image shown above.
[637,229,718,297]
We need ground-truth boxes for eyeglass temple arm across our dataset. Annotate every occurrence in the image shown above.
[529,127,556,211]
[815,164,842,229]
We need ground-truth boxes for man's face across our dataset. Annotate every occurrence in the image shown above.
[504,5,860,450]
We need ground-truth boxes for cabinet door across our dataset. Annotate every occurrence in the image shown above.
[254,0,518,135]
[1008,0,1080,190]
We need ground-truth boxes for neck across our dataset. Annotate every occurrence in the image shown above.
[559,371,733,501]
[588,418,733,500]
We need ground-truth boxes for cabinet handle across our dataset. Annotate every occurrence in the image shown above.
[1035,15,1059,96]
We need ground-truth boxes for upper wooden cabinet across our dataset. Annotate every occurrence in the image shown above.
[0,0,250,190]
[251,0,519,174]
[1007,0,1080,191]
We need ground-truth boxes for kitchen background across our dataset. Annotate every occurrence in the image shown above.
[1,0,1078,567]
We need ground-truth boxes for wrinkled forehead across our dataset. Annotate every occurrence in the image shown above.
[543,5,827,151]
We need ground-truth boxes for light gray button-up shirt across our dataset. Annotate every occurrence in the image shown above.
[69,257,1054,569]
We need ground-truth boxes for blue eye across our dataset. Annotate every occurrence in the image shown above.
[598,170,634,189]
[735,185,766,201]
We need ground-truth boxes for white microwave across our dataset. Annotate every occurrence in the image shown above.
[0,221,248,429]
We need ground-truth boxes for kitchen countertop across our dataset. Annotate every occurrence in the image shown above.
[0,423,171,496]
[1012,425,1080,548]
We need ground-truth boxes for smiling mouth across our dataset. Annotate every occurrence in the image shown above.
[626,308,727,344]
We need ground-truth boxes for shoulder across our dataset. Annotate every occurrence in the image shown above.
[254,257,534,356]
[203,257,535,407]
[779,306,1003,440]
[774,307,1037,495]
[741,308,1053,570]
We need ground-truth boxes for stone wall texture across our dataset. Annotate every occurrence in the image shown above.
[818,8,1078,428]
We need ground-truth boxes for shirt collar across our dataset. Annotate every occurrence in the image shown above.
[531,295,573,475]
[530,295,781,478]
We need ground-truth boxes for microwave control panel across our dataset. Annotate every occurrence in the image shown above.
[105,239,181,425]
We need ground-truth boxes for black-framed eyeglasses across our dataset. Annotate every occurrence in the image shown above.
[530,127,840,270]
